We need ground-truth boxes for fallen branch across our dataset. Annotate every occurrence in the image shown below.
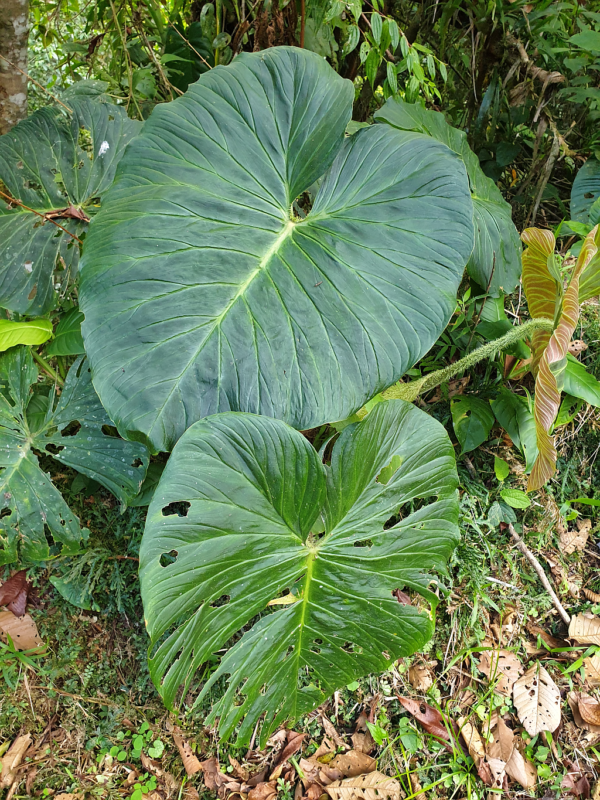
[507,523,571,625]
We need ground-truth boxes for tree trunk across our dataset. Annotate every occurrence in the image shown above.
[0,0,29,134]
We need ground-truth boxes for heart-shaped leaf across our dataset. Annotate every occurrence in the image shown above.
[140,399,459,744]
[0,347,149,564]
[374,97,522,297]
[46,308,85,356]
[0,98,141,315]
[451,395,494,454]
[80,46,474,452]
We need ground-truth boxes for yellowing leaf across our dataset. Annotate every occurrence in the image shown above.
[0,319,53,353]
[521,227,557,372]
[267,593,299,606]
[457,716,485,766]
[512,663,561,735]
[528,226,600,491]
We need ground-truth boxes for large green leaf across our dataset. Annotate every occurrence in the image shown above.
[46,308,85,356]
[0,319,53,352]
[451,395,494,454]
[563,354,600,407]
[140,400,459,743]
[80,46,474,452]
[571,158,600,223]
[164,22,213,93]
[374,97,522,297]
[0,98,141,315]
[0,347,149,564]
[490,388,538,471]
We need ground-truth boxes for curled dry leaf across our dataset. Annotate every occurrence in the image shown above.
[171,728,202,777]
[0,734,32,789]
[584,654,600,687]
[0,611,42,651]
[321,716,348,750]
[513,663,561,735]
[526,623,568,650]
[408,663,434,692]
[478,757,506,790]
[485,713,514,762]
[248,781,278,800]
[560,519,591,555]
[274,731,305,766]
[351,731,375,755]
[325,771,401,800]
[562,762,591,799]
[457,716,485,766]
[568,691,600,732]
[584,588,600,603]
[569,614,600,645]
[477,649,523,696]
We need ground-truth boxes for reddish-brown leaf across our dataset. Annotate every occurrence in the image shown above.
[562,762,591,799]
[274,731,305,766]
[396,697,460,752]
[0,570,30,616]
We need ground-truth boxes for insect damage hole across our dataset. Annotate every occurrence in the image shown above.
[60,420,81,437]
[376,454,403,485]
[159,550,178,567]
[210,594,230,608]
[161,501,190,517]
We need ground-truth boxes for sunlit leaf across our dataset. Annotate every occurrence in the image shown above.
[521,227,557,373]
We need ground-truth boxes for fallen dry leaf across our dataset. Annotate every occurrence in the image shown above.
[248,781,277,800]
[321,716,348,750]
[569,340,588,354]
[513,663,561,735]
[563,761,591,798]
[199,756,221,788]
[55,796,83,800]
[560,519,591,554]
[329,751,376,778]
[458,716,485,766]
[506,739,537,789]
[1,734,32,789]
[274,731,305,766]
[408,663,434,693]
[593,779,600,800]
[584,588,600,603]
[229,755,249,782]
[351,731,375,755]
[409,770,426,800]
[477,649,523,695]
[569,614,600,645]
[397,696,459,751]
[171,728,202,777]
[183,788,200,800]
[584,654,600,687]
[0,611,42,651]
[579,693,600,727]
[478,756,506,790]
[325,771,401,800]
[526,623,567,650]
[568,692,600,734]
[485,714,514,762]
[311,736,336,763]
[0,570,30,616]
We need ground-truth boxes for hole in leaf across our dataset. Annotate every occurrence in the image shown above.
[61,420,81,437]
[376,454,403,485]
[102,424,119,438]
[131,458,143,468]
[159,550,178,567]
[46,443,64,455]
[161,501,190,518]
[584,192,594,199]
[0,508,12,519]
[210,594,230,608]
[354,539,373,548]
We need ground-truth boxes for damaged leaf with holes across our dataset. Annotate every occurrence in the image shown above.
[0,346,149,565]
[0,97,141,315]
[140,399,459,745]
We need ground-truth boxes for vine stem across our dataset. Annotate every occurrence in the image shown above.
[32,351,64,387]
[378,317,555,405]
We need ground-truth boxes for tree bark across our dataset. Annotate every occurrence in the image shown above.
[0,0,29,134]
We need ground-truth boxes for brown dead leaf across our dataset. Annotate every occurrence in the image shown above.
[392,589,411,605]
[577,693,600,727]
[457,717,485,766]
[563,762,591,799]
[568,692,600,734]
[55,795,83,800]
[1,734,32,789]
[321,716,347,750]
[477,649,523,695]
[0,611,42,651]
[183,787,201,800]
[526,623,568,650]
[561,519,591,554]
[199,756,221,789]
[478,757,506,790]
[397,696,460,751]
[25,766,37,796]
[569,614,600,645]
[593,779,600,800]
[569,340,588,355]
[513,663,561,735]
[229,755,249,782]
[350,731,375,755]
[325,771,401,800]
[584,588,600,603]
[0,570,30,616]
[408,664,434,693]
[248,781,278,800]
[507,744,537,789]
[274,730,305,766]
[485,714,514,762]
[584,654,600,687]
[430,376,470,403]
[171,728,201,777]
[409,770,426,800]
[310,736,336,763]
[329,751,376,778]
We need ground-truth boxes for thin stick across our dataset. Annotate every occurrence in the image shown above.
[32,351,64,387]
[0,54,72,112]
[35,686,120,706]
[0,189,82,243]
[507,523,570,624]
[168,23,213,69]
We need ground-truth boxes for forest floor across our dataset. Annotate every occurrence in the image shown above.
[1,313,600,800]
